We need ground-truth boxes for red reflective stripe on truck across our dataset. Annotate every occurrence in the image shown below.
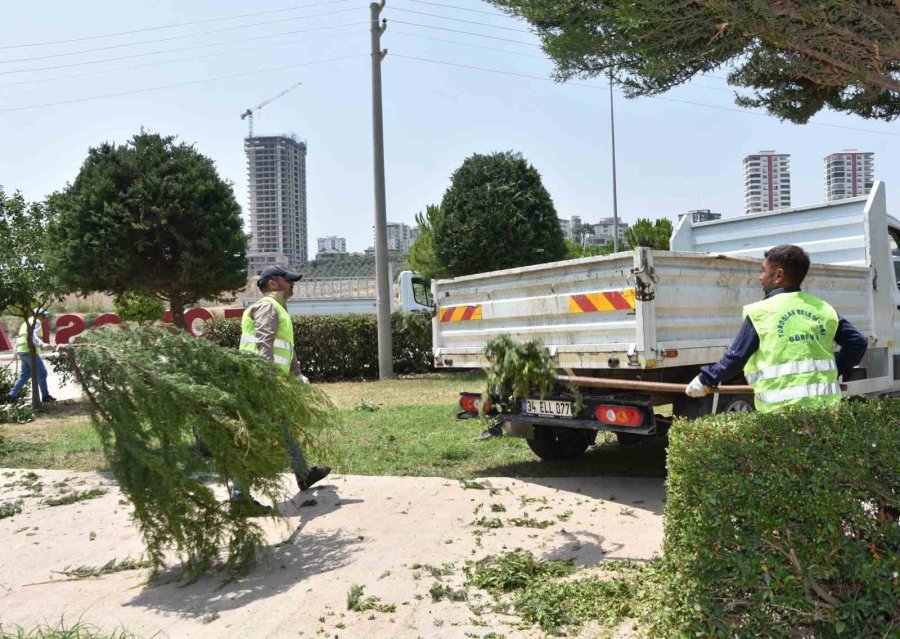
[569,289,636,314]
[439,305,483,323]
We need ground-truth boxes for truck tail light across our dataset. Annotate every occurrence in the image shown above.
[594,405,644,427]
[459,394,490,414]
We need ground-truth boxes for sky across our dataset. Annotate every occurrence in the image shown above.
[1,0,898,256]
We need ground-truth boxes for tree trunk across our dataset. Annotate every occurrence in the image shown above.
[25,319,41,409]
[170,298,186,331]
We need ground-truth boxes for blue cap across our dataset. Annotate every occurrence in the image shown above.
[257,264,302,288]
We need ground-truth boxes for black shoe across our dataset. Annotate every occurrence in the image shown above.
[298,466,330,491]
[229,497,278,517]
[42,395,57,403]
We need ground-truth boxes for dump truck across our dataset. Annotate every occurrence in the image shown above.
[432,182,898,460]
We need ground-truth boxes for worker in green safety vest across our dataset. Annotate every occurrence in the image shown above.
[686,244,868,413]
[231,264,330,514]
[8,309,57,403]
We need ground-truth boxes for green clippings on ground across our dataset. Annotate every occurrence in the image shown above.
[555,509,573,522]
[44,488,107,507]
[472,516,504,529]
[346,584,396,613]
[465,550,575,594]
[60,556,153,578]
[353,400,380,412]
[429,582,467,602]
[490,503,506,513]
[466,550,648,635]
[411,562,455,579]
[514,573,638,633]
[0,500,22,519]
[507,516,554,529]
[199,612,219,625]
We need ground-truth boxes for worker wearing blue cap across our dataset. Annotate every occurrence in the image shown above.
[231,264,330,515]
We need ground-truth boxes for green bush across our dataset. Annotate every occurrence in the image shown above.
[657,401,900,638]
[113,291,165,323]
[434,151,567,277]
[201,311,433,381]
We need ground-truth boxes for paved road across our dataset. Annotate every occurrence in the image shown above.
[0,352,82,401]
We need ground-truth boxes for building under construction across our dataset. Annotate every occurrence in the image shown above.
[245,134,309,274]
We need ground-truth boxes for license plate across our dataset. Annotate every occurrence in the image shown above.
[523,399,573,418]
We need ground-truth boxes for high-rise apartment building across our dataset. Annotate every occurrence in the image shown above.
[317,236,347,253]
[245,135,308,274]
[743,151,791,215]
[824,150,874,202]
[376,222,415,254]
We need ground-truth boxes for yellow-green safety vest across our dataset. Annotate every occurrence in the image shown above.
[743,291,841,413]
[239,296,294,373]
[16,322,41,355]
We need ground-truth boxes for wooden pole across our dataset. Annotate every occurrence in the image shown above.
[556,374,753,395]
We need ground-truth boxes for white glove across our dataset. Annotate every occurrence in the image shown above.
[295,373,310,385]
[685,375,711,398]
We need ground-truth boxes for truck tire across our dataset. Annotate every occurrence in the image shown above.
[673,393,755,418]
[526,426,590,461]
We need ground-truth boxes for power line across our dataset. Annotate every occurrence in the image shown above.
[0,0,356,50]
[396,5,735,84]
[0,53,368,113]
[0,29,367,88]
[389,29,737,94]
[388,7,532,33]
[389,20,540,48]
[390,53,900,137]
[391,29,545,59]
[406,0,520,20]
[0,7,361,65]
[0,22,368,77]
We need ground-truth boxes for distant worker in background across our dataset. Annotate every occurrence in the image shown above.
[232,264,330,514]
[686,244,868,412]
[8,309,56,403]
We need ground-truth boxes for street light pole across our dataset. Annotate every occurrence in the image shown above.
[370,0,393,379]
[609,70,620,253]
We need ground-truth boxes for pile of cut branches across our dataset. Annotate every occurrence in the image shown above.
[483,335,580,413]
[66,325,337,580]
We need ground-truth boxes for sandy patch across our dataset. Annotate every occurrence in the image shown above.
[0,469,664,638]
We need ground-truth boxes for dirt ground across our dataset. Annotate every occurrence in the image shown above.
[0,469,664,638]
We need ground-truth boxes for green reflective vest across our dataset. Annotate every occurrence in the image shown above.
[743,291,841,413]
[239,296,294,373]
[16,322,41,355]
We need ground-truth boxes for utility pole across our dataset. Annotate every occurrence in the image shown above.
[609,70,620,253]
[370,0,393,379]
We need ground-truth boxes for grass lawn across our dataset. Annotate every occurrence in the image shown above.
[0,372,667,478]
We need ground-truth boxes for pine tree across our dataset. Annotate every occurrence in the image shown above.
[67,325,338,579]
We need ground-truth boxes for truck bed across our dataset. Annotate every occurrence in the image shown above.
[432,249,872,371]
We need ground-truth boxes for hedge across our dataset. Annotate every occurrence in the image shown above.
[657,400,899,638]
[201,311,433,381]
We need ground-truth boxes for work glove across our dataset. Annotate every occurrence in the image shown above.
[685,375,711,398]
[295,373,310,385]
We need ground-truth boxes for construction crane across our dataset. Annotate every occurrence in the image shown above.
[241,80,303,138]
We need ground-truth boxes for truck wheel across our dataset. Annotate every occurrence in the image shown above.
[526,426,590,461]
[718,394,755,413]
[673,393,755,418]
